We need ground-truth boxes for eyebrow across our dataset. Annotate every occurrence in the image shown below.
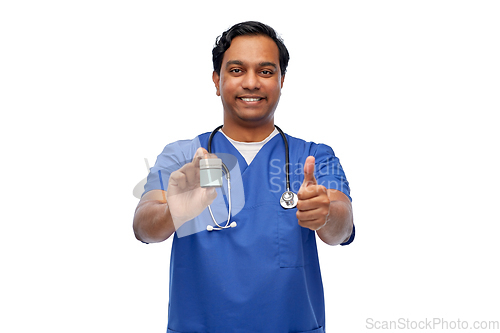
[225,60,278,70]
[259,62,278,70]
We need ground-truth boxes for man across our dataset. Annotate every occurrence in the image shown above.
[133,21,354,333]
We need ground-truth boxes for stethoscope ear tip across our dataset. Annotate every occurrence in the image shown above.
[207,225,214,231]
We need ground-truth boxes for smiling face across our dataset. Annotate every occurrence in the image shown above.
[212,35,285,139]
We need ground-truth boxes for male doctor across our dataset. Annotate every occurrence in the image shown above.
[134,21,354,333]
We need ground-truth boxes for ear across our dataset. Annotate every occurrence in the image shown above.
[280,74,285,88]
[212,71,221,96]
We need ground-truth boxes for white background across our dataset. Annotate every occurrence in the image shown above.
[1,0,499,332]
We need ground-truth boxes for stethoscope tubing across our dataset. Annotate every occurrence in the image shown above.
[207,125,291,191]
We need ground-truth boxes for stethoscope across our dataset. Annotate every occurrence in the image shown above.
[205,125,298,231]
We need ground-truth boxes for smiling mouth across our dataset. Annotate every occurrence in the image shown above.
[239,97,264,102]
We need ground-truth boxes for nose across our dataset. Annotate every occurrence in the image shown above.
[241,71,260,90]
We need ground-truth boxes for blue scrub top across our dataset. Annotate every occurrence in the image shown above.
[143,130,354,333]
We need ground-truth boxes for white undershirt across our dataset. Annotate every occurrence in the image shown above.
[220,128,279,165]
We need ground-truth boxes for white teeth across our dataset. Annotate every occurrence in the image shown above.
[241,98,261,102]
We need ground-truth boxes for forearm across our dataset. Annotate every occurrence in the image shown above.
[316,200,353,246]
[133,200,175,243]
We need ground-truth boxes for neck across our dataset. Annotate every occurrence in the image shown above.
[221,120,275,142]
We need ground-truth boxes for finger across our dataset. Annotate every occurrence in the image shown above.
[296,207,321,221]
[205,152,219,160]
[296,207,329,230]
[169,170,187,190]
[180,147,208,186]
[192,147,208,164]
[203,186,218,205]
[296,202,328,221]
[298,218,327,231]
[298,184,327,201]
[297,214,324,227]
[302,156,317,187]
[184,162,200,187]
[296,197,318,212]
[192,147,219,169]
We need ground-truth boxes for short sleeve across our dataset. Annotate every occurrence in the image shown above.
[142,138,202,197]
[312,143,351,202]
[340,224,355,246]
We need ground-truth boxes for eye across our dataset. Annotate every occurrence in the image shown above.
[261,70,274,76]
[230,68,243,73]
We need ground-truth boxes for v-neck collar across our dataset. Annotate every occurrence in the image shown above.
[219,128,279,165]
[212,130,282,175]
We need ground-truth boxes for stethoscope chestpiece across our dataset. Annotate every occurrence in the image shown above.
[280,191,298,209]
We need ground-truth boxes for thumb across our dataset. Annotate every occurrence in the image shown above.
[205,186,218,202]
[302,156,317,187]
[193,147,209,162]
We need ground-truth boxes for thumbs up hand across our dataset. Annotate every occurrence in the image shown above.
[296,156,331,230]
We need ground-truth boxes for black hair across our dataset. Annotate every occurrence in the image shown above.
[212,21,290,77]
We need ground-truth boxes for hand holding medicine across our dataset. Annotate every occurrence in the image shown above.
[166,147,218,229]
